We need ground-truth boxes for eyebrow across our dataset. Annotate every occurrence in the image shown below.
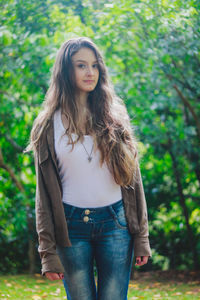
[74,59,98,63]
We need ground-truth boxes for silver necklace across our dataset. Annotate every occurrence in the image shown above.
[81,141,94,162]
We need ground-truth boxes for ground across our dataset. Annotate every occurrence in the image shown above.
[0,270,200,299]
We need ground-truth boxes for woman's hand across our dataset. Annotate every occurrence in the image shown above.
[135,256,149,266]
[45,272,64,280]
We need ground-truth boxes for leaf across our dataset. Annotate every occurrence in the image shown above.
[32,296,42,300]
[36,280,45,283]
[129,283,139,289]
[6,283,12,287]
[172,292,182,295]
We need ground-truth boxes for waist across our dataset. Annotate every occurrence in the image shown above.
[63,198,124,221]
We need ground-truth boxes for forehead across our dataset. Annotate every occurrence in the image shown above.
[72,47,97,62]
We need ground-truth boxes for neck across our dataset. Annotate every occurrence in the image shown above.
[75,92,90,133]
[76,91,89,108]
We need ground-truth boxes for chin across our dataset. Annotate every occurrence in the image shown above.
[83,87,96,92]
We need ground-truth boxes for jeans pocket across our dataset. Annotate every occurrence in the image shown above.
[112,204,128,230]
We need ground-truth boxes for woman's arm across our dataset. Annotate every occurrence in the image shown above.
[133,162,151,258]
[34,150,65,276]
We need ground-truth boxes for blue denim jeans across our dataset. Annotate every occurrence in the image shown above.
[56,198,134,300]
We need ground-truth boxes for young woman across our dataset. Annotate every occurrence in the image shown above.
[25,37,151,300]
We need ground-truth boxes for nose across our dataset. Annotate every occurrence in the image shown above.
[86,66,94,76]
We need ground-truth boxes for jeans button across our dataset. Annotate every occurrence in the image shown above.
[84,209,90,215]
[83,216,89,222]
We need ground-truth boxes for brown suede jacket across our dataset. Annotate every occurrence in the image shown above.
[34,115,151,275]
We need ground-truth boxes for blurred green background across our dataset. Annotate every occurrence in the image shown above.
[0,0,199,275]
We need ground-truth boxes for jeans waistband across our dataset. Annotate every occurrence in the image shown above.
[62,198,124,220]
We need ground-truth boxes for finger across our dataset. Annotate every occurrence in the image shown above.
[135,256,142,266]
[46,273,56,281]
[45,273,61,281]
[140,256,149,266]
[143,256,149,264]
[51,273,61,280]
[45,273,53,280]
[59,273,64,280]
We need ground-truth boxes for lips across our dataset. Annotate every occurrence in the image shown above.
[84,80,95,83]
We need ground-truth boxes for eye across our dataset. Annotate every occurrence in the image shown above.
[77,64,86,69]
[93,64,99,68]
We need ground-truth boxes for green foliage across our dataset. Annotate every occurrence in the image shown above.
[0,0,199,273]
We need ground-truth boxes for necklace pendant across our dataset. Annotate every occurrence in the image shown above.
[88,156,92,162]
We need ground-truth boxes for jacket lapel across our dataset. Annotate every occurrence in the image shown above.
[46,118,60,175]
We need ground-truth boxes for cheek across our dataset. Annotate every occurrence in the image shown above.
[96,70,100,79]
[74,70,83,81]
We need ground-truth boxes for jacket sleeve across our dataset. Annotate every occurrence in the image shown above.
[133,162,152,257]
[34,150,65,276]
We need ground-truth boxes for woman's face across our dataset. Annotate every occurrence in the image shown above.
[72,47,99,95]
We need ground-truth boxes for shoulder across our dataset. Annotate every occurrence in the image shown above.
[36,115,53,155]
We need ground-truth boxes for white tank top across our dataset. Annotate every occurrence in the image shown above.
[53,108,122,208]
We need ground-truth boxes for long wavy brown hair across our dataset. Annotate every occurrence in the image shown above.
[25,37,138,187]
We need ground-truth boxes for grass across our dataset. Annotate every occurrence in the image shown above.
[0,271,200,299]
